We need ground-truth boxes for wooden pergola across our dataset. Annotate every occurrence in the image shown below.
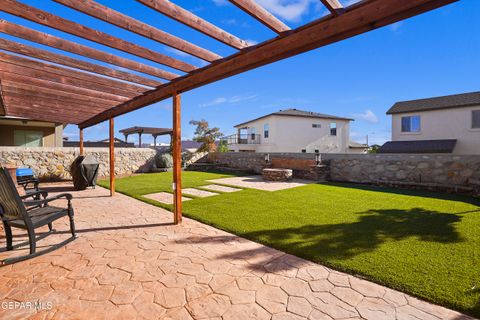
[0,0,458,224]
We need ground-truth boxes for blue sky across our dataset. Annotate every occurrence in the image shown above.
[1,0,479,145]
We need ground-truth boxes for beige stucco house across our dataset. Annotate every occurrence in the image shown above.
[381,91,480,155]
[0,116,64,147]
[225,108,366,153]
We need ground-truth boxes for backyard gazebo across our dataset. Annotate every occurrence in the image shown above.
[119,126,173,148]
[0,0,458,225]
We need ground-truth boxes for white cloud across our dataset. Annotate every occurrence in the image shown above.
[212,0,315,22]
[199,94,257,107]
[256,0,313,22]
[222,18,238,25]
[389,21,403,33]
[245,39,258,46]
[352,109,379,123]
[200,97,228,107]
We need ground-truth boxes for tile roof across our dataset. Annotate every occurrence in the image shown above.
[378,139,457,154]
[387,91,480,114]
[235,108,353,127]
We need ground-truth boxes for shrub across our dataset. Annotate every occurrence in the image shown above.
[155,153,173,168]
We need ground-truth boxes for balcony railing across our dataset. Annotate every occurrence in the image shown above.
[223,134,261,145]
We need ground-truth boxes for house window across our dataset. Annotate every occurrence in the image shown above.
[312,124,321,128]
[264,123,269,138]
[401,115,421,132]
[472,110,480,129]
[14,130,43,147]
[330,123,337,136]
[301,149,306,153]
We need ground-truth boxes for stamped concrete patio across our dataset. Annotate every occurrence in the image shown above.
[0,184,473,319]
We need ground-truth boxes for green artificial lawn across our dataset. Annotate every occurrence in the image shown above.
[99,172,480,316]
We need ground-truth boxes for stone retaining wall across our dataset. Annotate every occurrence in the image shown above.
[0,147,156,180]
[207,152,480,194]
[325,153,480,194]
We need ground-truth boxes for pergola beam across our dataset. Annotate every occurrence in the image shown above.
[229,0,290,33]
[53,0,221,63]
[320,0,345,16]
[0,38,161,87]
[0,20,176,81]
[0,0,195,73]
[80,0,457,129]
[136,0,249,50]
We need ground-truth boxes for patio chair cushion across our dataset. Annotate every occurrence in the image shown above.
[0,170,23,219]
[8,206,69,229]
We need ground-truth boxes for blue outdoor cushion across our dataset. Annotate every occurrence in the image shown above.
[16,168,34,177]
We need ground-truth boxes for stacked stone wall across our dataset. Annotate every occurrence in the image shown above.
[0,147,156,180]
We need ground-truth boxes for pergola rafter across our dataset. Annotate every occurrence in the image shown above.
[228,0,290,34]
[0,0,194,73]
[319,0,345,16]
[0,20,177,80]
[136,0,250,50]
[0,38,161,88]
[0,73,129,103]
[0,52,146,96]
[52,0,222,63]
[0,0,458,223]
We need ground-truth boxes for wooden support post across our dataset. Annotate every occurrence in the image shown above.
[153,135,157,148]
[109,118,115,196]
[172,93,182,224]
[138,132,142,148]
[79,128,84,155]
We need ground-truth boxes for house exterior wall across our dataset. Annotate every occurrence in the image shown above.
[391,105,480,154]
[0,119,64,147]
[230,115,351,153]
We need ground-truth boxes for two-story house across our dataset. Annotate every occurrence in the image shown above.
[225,108,366,153]
[380,91,480,154]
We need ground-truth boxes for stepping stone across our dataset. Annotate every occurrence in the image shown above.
[144,192,191,205]
[201,184,241,193]
[182,188,218,198]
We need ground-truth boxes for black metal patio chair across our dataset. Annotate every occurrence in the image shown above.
[0,167,76,264]
[16,168,41,199]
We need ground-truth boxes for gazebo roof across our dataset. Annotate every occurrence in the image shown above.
[119,126,173,136]
[0,0,457,127]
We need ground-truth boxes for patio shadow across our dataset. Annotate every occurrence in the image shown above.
[237,207,465,261]
[181,207,466,271]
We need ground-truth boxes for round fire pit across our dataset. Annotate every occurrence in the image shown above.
[262,168,293,182]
